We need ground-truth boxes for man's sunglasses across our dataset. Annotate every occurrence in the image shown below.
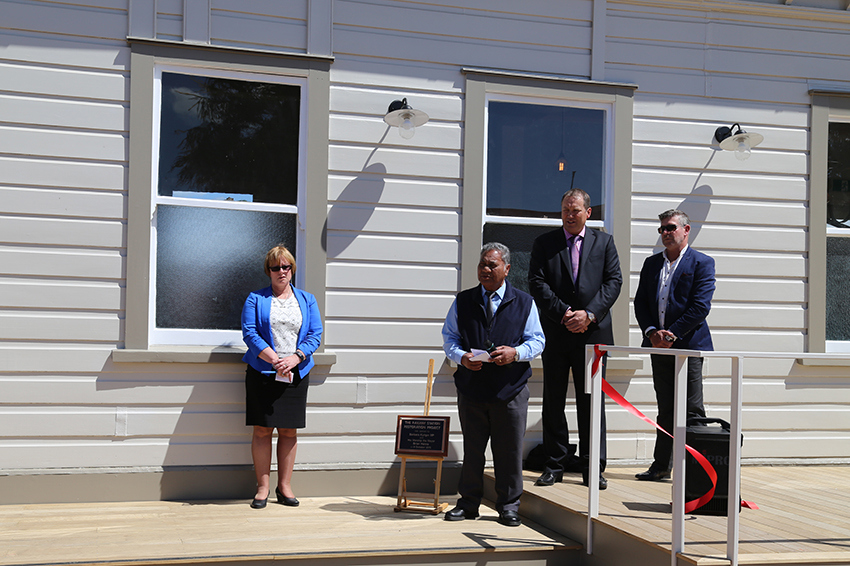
[269,265,292,272]
[657,224,679,234]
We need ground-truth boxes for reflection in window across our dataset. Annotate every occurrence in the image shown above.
[154,72,301,334]
[486,101,606,291]
[828,122,850,228]
[487,102,605,220]
[158,72,300,204]
[827,121,850,342]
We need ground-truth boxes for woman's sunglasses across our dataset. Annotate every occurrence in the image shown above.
[269,265,292,272]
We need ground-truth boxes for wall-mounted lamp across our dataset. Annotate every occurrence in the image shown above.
[714,123,764,161]
[384,98,429,139]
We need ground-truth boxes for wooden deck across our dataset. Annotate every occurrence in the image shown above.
[519,465,850,565]
[2,465,849,566]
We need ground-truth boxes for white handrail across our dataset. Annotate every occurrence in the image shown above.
[583,346,850,566]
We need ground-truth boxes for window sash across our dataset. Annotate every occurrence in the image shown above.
[148,65,309,346]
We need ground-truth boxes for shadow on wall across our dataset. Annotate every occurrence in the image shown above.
[323,162,388,257]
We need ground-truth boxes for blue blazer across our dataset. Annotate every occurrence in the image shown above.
[241,286,323,376]
[634,247,715,351]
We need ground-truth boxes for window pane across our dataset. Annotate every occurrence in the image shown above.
[158,72,300,205]
[155,205,296,330]
[487,102,605,220]
[827,236,850,341]
[828,122,850,228]
[483,222,555,294]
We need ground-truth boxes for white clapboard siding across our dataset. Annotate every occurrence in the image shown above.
[210,8,307,52]
[632,143,808,176]
[330,115,463,151]
[0,125,126,162]
[632,196,807,228]
[0,378,237,405]
[325,291,455,320]
[325,320,444,349]
[0,62,128,102]
[0,313,121,342]
[634,96,810,129]
[0,35,130,72]
[312,348,453,375]
[0,217,125,248]
[0,157,126,190]
[1,188,125,219]
[631,169,807,202]
[0,279,122,311]
[328,145,461,179]
[3,1,128,42]
[633,119,807,153]
[330,58,464,94]
[0,248,123,279]
[0,94,127,133]
[325,233,458,264]
[327,204,459,237]
[330,86,464,122]
[630,250,808,278]
[326,262,458,292]
[631,223,806,253]
[0,346,112,373]
[328,175,460,209]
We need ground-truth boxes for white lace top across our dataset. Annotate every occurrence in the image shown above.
[270,294,302,357]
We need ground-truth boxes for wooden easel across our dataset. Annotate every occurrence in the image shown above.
[394,359,450,514]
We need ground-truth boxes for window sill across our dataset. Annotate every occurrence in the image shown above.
[112,346,337,366]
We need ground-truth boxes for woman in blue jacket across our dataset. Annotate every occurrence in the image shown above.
[241,245,323,509]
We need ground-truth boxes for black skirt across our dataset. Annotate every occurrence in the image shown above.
[245,364,309,429]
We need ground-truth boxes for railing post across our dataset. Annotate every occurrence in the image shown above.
[671,352,689,566]
[727,355,744,566]
[585,344,602,554]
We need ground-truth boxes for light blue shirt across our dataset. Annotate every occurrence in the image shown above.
[441,282,546,364]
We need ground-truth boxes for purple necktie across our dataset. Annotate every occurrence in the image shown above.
[568,235,580,282]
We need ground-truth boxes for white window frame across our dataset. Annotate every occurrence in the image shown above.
[148,65,309,346]
[825,110,850,353]
[482,92,615,235]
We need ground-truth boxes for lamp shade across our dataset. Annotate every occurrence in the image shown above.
[384,98,429,139]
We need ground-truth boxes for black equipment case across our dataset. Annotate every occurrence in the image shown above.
[685,417,742,516]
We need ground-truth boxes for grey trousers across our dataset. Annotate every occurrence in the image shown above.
[456,385,529,513]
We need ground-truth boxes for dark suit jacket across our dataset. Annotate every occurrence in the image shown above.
[634,247,715,351]
[528,227,623,346]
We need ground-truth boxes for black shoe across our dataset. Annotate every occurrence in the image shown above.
[498,510,522,527]
[635,468,671,482]
[276,487,300,507]
[250,496,268,509]
[444,505,479,521]
[534,470,563,486]
[582,471,608,490]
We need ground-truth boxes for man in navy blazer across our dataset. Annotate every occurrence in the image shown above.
[529,189,622,490]
[634,209,716,481]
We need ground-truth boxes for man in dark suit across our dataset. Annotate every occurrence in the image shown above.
[634,209,716,481]
[442,243,545,526]
[528,189,622,490]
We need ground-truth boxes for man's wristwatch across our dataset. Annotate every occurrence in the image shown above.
[513,352,520,363]
[587,311,596,324]
[644,328,656,339]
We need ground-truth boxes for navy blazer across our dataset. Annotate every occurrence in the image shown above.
[634,247,715,351]
[528,226,623,346]
[241,285,323,376]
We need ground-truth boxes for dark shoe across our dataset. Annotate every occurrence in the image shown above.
[534,470,563,486]
[498,510,522,527]
[635,468,671,482]
[276,487,300,507]
[444,505,479,521]
[250,496,268,509]
[582,471,608,490]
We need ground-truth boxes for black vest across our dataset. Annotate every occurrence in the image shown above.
[453,282,533,401]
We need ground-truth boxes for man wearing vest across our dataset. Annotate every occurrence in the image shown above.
[441,242,545,527]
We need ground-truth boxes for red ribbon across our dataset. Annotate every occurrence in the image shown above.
[592,345,757,512]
